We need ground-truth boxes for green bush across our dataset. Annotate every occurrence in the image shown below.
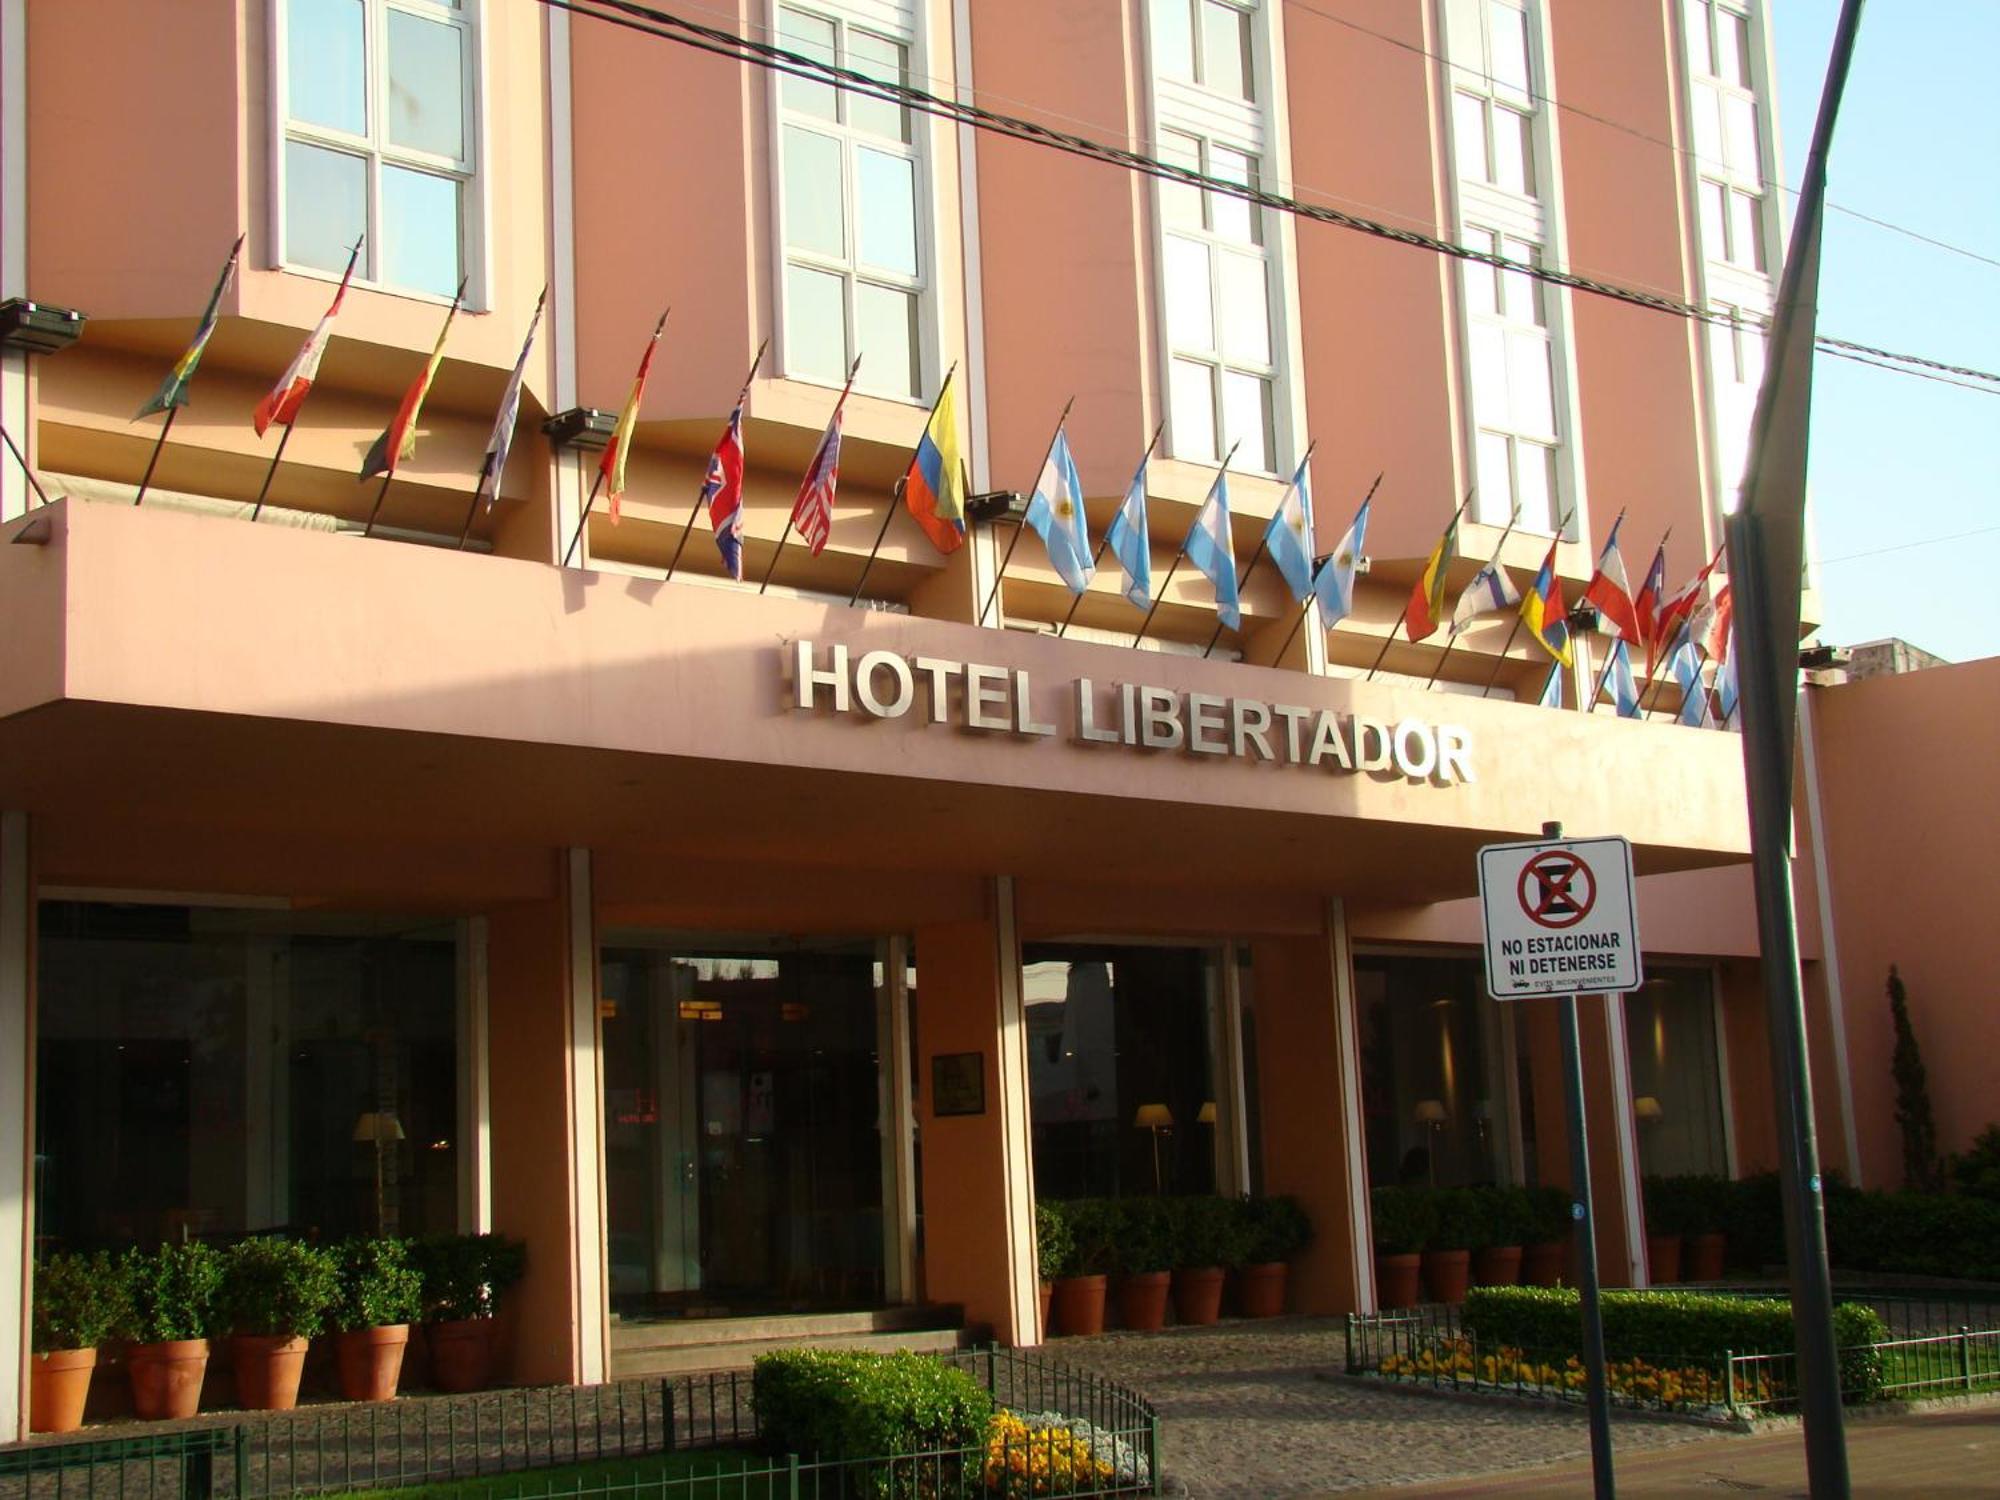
[222,1236,340,1339]
[1032,1202,1072,1285]
[1470,1186,1535,1248]
[119,1241,224,1344]
[411,1233,528,1321]
[1825,1189,2000,1282]
[1370,1186,1435,1255]
[1462,1286,1889,1400]
[1644,1174,1730,1238]
[1168,1195,1249,1269]
[753,1349,991,1494]
[33,1251,127,1353]
[329,1237,425,1332]
[1526,1185,1573,1245]
[1240,1195,1313,1264]
[1428,1188,1484,1250]
[1048,1199,1117,1278]
[1951,1125,2000,1206]
[1111,1196,1175,1275]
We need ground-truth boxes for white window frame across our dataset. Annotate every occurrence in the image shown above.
[768,0,937,406]
[269,0,487,308]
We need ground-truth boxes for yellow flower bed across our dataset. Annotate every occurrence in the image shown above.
[983,1412,1117,1496]
[1375,1335,1773,1409]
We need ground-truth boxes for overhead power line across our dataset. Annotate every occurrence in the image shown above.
[540,0,2000,399]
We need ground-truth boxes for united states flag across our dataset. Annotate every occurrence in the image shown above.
[791,403,845,557]
[703,398,747,580]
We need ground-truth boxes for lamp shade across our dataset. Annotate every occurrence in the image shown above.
[1196,1101,1217,1125]
[1413,1099,1448,1125]
[1133,1103,1174,1129]
[1633,1095,1664,1121]
[353,1111,406,1144]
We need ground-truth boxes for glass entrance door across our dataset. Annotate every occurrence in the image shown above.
[602,937,890,1320]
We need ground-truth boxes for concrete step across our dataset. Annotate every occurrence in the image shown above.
[610,1322,973,1380]
[608,1304,972,1378]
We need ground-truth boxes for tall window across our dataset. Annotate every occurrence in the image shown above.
[1463,231,1556,531]
[281,0,478,300]
[1149,0,1255,101]
[776,4,926,402]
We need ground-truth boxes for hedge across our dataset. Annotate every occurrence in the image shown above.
[1461,1286,1888,1400]
[1700,1172,2000,1281]
[753,1349,992,1480]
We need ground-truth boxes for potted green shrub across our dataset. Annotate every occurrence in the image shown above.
[1113,1197,1174,1332]
[411,1233,527,1392]
[30,1250,126,1433]
[1170,1195,1244,1326]
[1370,1186,1433,1309]
[1470,1186,1531,1287]
[1235,1195,1311,1318]
[1422,1187,1481,1304]
[1681,1175,1729,1281]
[119,1241,224,1420]
[1642,1175,1687,1285]
[221,1236,339,1411]
[1520,1185,1571,1286]
[1048,1199,1114,1336]
[328,1237,424,1401]
[1032,1202,1070,1340]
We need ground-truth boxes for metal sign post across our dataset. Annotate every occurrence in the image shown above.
[1478,821,1642,1500]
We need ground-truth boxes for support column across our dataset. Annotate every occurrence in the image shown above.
[1210,945,1252,1197]
[485,850,608,1386]
[456,916,492,1233]
[1251,897,1372,1313]
[915,877,1038,1344]
[877,937,917,1304]
[1,0,31,524]
[1,812,31,1442]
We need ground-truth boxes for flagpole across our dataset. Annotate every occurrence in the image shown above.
[1201,440,1316,658]
[1427,502,1522,688]
[978,394,1075,629]
[561,470,609,569]
[363,278,467,539]
[1132,439,1238,649]
[0,421,52,508]
[1639,524,1674,678]
[850,358,952,606]
[761,354,862,595]
[132,408,177,507]
[1367,489,1472,683]
[249,423,296,524]
[361,468,397,538]
[1059,421,1162,639]
[668,339,770,582]
[1640,616,1694,719]
[1272,470,1381,668]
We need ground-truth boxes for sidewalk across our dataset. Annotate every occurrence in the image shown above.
[1341,1403,1999,1498]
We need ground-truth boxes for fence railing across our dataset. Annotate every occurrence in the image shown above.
[1727,1327,2000,1413]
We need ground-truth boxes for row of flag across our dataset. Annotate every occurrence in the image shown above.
[134,241,1736,725]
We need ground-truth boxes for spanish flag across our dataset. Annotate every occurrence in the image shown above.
[601,309,670,523]
[360,278,466,480]
[1401,499,1465,642]
[903,366,965,554]
[1520,536,1572,666]
[137,235,244,420]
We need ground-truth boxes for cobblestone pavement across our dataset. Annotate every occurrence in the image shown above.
[1050,1317,1728,1498]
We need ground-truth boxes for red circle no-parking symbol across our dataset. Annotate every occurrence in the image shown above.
[1518,850,1596,929]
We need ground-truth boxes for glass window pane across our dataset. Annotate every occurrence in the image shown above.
[1150,0,1195,80]
[855,282,919,399]
[1499,236,1541,325]
[783,126,845,258]
[285,141,367,275]
[1488,2,1531,93]
[856,148,917,276]
[1493,106,1533,194]
[785,263,847,384]
[1722,95,1758,176]
[1729,190,1764,270]
[1506,328,1556,437]
[1718,9,1750,87]
[1207,147,1260,246]
[848,31,911,143]
[1683,0,1713,78]
[1474,431,1512,522]
[288,0,365,136]
[1199,0,1253,100]
[381,165,461,296]
[1159,131,1203,230]
[1692,88,1722,167]
[1468,321,1508,416]
[1699,179,1727,257]
[1220,370,1272,474]
[1453,92,1488,182]
[1459,228,1498,315]
[1217,250,1270,365]
[778,7,838,121]
[1170,358,1218,461]
[386,10,465,161]
[1164,235,1214,353]
[1513,440,1555,532]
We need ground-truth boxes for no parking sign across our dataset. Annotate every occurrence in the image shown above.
[1477,835,1642,999]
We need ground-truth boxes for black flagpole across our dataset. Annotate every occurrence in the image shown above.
[1278,470,1384,669]
[978,394,1075,629]
[361,468,396,538]
[1132,439,1239,649]
[132,407,177,507]
[561,470,609,569]
[1479,504,1573,698]
[1059,421,1163,639]
[851,358,953,605]
[761,353,863,594]
[1367,489,1472,682]
[0,421,52,508]
[669,339,770,583]
[249,424,295,524]
[1426,502,1521,688]
[1202,439,1315,658]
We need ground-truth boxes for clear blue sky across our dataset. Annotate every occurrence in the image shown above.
[1773,3,2000,663]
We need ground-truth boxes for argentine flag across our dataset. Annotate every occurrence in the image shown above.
[1103,448,1153,609]
[1312,494,1371,628]
[1670,635,1706,726]
[1265,455,1316,604]
[1024,428,1095,594]
[1538,662,1565,709]
[1607,638,1642,718]
[1715,632,1741,730]
[1185,465,1241,631]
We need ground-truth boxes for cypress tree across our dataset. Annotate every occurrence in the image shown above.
[1888,965,1943,1193]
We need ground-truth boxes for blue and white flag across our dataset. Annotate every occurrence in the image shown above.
[1448,557,1523,637]
[1312,493,1371,628]
[1539,662,1565,709]
[1024,428,1094,594]
[1265,454,1316,604]
[1715,631,1740,730]
[1607,638,1642,718]
[1103,447,1152,610]
[1670,635,1707,726]
[1185,465,1241,631]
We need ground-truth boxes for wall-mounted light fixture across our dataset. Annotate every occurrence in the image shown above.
[542,407,618,452]
[0,299,86,355]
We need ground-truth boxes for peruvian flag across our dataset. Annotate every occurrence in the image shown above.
[255,241,359,437]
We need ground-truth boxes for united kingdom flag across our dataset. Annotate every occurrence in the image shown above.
[703,398,747,579]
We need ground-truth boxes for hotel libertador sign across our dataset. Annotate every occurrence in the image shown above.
[786,640,1474,786]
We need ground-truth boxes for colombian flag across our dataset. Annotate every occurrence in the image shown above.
[360,278,465,480]
[137,235,244,420]
[1520,536,1572,666]
[1401,501,1463,642]
[903,368,965,554]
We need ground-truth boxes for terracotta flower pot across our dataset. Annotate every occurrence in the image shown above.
[1422,1248,1472,1304]
[127,1338,210,1421]
[1171,1267,1225,1326]
[1037,1283,1052,1341]
[1683,1232,1727,1282]
[232,1334,310,1411]
[1471,1244,1522,1287]
[1647,1232,1684,1285]
[1117,1271,1172,1331]
[1376,1252,1423,1309]
[30,1347,97,1434]
[427,1317,495,1393]
[1050,1274,1107,1337]
[1520,1241,1566,1287]
[1236,1262,1288,1319]
[335,1324,411,1403]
